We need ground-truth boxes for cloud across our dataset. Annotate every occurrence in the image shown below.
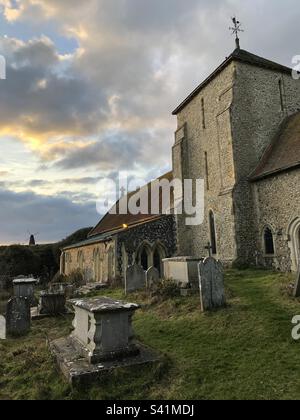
[0,186,100,244]
[1,0,300,243]
[26,176,100,188]
[0,35,107,149]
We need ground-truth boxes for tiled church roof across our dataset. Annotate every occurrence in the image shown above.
[172,48,292,115]
[251,112,300,181]
[88,171,174,237]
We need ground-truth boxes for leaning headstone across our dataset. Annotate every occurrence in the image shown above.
[0,315,6,340]
[6,297,31,337]
[146,267,160,289]
[125,264,146,293]
[38,291,66,316]
[198,257,226,312]
[293,262,300,298]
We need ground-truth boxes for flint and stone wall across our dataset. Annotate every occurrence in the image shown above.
[116,216,177,282]
[232,62,300,265]
[253,169,300,272]
[60,216,176,284]
[173,57,300,270]
[173,62,237,264]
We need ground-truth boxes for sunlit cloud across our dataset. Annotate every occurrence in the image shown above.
[1,0,300,242]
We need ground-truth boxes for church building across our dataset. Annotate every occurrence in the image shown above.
[60,45,300,283]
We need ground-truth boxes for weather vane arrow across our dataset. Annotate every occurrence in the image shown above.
[229,17,244,50]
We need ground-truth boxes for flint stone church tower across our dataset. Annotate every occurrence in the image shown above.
[173,47,300,272]
[61,46,300,282]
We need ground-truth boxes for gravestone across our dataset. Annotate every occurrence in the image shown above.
[39,291,66,316]
[198,257,226,312]
[13,278,38,306]
[125,264,146,293]
[6,297,31,337]
[0,315,6,340]
[293,262,300,298]
[146,267,160,289]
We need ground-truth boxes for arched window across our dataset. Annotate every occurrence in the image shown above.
[153,249,161,274]
[141,248,149,271]
[137,242,152,271]
[107,247,114,281]
[77,251,84,269]
[209,210,217,255]
[93,249,99,282]
[264,227,275,255]
[153,242,167,275]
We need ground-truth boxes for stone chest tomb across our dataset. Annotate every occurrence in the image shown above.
[49,296,160,385]
[70,297,140,364]
[163,257,203,288]
[39,291,67,316]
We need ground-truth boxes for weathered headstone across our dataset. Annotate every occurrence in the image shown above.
[293,261,300,298]
[0,315,6,340]
[198,257,226,312]
[39,291,66,316]
[125,264,146,293]
[146,267,160,289]
[13,278,38,306]
[6,297,31,337]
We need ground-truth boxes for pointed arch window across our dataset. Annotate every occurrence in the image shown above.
[264,227,275,255]
[141,248,149,271]
[201,98,206,129]
[209,210,217,255]
[279,79,284,112]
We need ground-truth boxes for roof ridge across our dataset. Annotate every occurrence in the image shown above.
[88,171,173,238]
[172,48,292,115]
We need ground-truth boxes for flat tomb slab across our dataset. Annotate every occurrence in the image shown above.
[13,278,37,285]
[69,297,140,313]
[49,337,160,386]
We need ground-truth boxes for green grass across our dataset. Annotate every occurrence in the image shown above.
[1,269,300,400]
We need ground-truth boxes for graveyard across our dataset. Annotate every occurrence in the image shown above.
[1,268,300,400]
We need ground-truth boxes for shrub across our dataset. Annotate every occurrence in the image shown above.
[232,258,251,270]
[66,269,85,288]
[151,278,180,301]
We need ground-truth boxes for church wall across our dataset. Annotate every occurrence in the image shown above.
[231,62,300,265]
[116,215,177,282]
[253,169,300,272]
[173,62,237,263]
[62,239,116,284]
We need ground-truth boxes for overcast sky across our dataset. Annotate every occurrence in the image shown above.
[0,0,299,244]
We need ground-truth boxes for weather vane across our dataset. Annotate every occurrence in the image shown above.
[229,17,244,50]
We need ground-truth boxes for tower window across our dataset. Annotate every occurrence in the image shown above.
[209,210,217,255]
[264,227,275,255]
[205,152,209,190]
[279,79,284,112]
[201,98,206,129]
